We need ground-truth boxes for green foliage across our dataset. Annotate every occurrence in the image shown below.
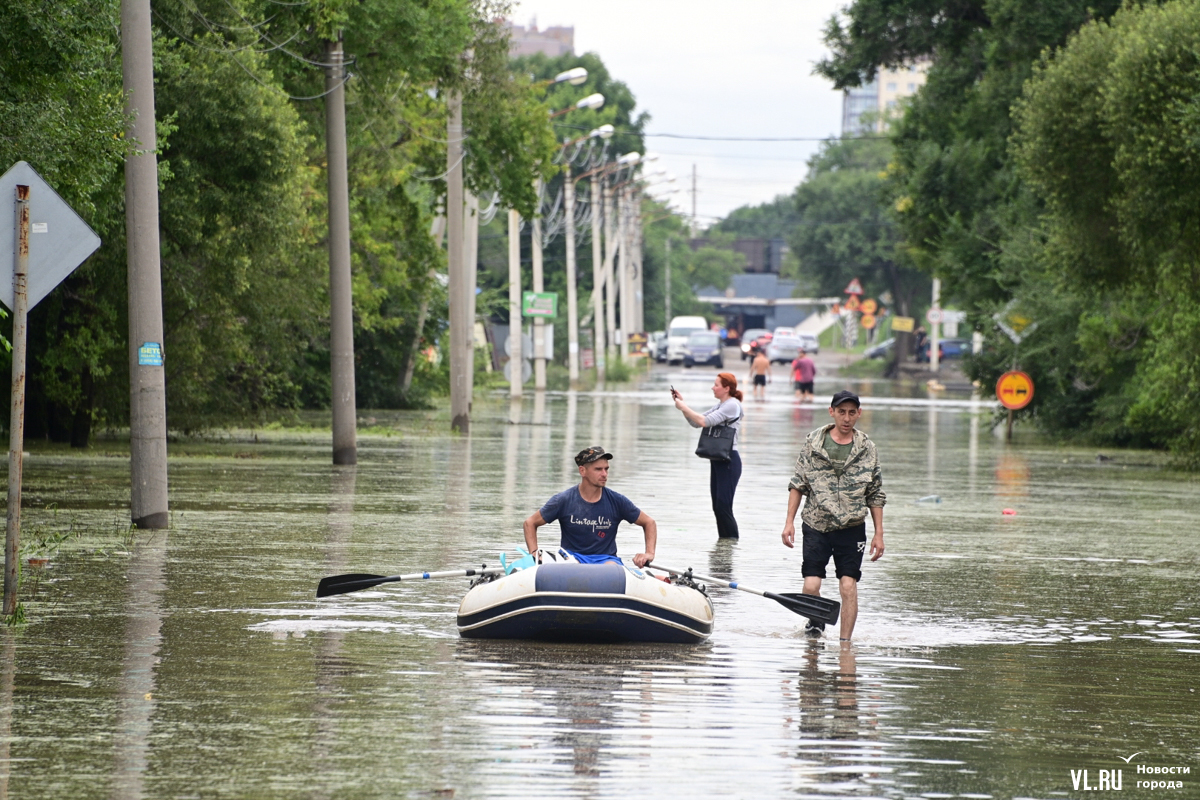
[712,195,799,239]
[1010,0,1200,463]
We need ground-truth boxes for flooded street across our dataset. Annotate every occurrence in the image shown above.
[5,364,1199,799]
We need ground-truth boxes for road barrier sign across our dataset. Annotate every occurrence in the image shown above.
[996,370,1034,410]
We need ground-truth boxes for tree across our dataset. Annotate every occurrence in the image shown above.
[1010,0,1200,463]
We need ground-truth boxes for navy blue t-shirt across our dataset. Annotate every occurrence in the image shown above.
[539,486,642,557]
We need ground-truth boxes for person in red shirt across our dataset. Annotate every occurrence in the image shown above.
[791,351,816,402]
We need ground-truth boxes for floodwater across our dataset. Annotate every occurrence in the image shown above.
[4,363,1199,799]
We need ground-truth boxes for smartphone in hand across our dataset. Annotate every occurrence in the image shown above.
[670,385,680,400]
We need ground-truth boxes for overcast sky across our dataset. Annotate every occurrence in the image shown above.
[512,0,848,226]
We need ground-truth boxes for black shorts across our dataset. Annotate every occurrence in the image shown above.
[753,374,767,386]
[801,522,867,581]
[794,380,813,393]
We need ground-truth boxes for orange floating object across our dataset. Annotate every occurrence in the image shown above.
[1001,508,1017,516]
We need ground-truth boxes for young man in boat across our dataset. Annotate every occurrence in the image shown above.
[523,446,657,568]
[780,390,886,642]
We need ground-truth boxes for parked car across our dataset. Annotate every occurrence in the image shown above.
[796,332,820,354]
[739,328,771,360]
[865,337,894,359]
[649,331,668,362]
[683,330,724,368]
[772,326,796,339]
[766,335,803,364]
[917,337,970,362]
[665,315,709,364]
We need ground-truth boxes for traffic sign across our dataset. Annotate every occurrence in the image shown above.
[844,295,861,312]
[843,278,864,295]
[891,316,915,333]
[860,313,877,329]
[926,307,944,324]
[0,162,101,310]
[861,298,878,315]
[994,299,1037,344]
[996,371,1034,410]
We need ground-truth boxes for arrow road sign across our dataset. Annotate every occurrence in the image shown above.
[0,162,101,311]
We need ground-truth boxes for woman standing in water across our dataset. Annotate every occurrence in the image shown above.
[672,373,744,539]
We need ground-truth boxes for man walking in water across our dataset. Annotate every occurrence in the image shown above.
[780,391,885,642]
[524,446,657,567]
[749,347,771,400]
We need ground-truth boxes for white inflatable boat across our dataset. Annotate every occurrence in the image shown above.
[456,560,714,644]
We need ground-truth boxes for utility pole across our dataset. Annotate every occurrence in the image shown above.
[325,34,357,463]
[617,186,630,361]
[531,181,547,391]
[447,92,470,431]
[603,180,618,365]
[664,236,672,325]
[930,276,941,373]
[691,163,698,235]
[507,210,523,397]
[5,184,29,615]
[563,169,580,387]
[122,0,169,527]
[589,180,606,381]
[464,192,479,405]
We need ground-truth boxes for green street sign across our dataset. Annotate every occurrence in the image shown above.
[522,291,558,318]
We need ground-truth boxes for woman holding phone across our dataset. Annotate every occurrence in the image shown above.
[672,373,744,539]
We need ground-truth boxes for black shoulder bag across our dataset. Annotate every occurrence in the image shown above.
[695,409,742,462]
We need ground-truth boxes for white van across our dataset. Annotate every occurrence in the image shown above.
[665,315,710,364]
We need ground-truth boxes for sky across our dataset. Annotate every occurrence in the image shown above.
[512,0,848,227]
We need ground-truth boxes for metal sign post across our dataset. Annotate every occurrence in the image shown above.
[0,162,102,617]
[4,186,29,617]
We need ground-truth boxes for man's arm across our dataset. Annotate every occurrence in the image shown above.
[869,505,884,561]
[523,511,546,556]
[632,511,657,568]
[781,487,803,548]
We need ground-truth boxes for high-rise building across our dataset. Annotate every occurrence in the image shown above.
[841,62,929,134]
[507,18,575,58]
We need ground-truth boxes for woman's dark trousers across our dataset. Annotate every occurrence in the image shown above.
[709,450,742,539]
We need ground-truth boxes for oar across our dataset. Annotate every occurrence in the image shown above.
[317,567,503,598]
[645,563,840,626]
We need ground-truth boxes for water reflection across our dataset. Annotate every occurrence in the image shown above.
[0,631,13,800]
[112,532,167,800]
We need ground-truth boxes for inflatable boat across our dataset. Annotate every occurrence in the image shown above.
[456,560,714,644]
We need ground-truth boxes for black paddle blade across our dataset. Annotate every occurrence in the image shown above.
[317,573,389,598]
[771,592,841,626]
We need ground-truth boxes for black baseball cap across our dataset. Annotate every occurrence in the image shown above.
[830,390,861,408]
[575,446,614,466]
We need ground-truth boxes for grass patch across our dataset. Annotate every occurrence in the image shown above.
[839,357,888,378]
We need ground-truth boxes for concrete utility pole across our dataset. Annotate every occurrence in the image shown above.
[464,192,479,405]
[122,0,169,528]
[589,180,606,381]
[563,169,581,387]
[325,35,357,463]
[603,181,618,364]
[691,164,698,234]
[447,93,470,432]
[507,209,523,397]
[531,180,547,391]
[664,236,672,324]
[930,276,941,373]
[617,187,630,361]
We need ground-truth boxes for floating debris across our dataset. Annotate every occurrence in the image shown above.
[915,495,942,503]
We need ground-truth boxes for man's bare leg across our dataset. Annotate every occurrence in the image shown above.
[838,575,859,640]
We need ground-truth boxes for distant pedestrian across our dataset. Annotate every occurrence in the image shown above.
[749,349,771,400]
[780,390,885,642]
[672,373,744,539]
[792,351,816,403]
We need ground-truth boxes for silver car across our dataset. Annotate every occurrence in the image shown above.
[796,332,820,354]
[765,335,802,364]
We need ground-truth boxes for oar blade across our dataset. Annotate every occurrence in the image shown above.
[317,573,389,598]
[773,592,840,626]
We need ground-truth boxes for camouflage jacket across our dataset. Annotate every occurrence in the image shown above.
[788,424,886,532]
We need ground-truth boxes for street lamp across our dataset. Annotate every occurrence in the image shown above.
[550,92,605,117]
[554,67,588,85]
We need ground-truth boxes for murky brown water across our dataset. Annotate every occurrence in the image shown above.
[4,365,1198,798]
